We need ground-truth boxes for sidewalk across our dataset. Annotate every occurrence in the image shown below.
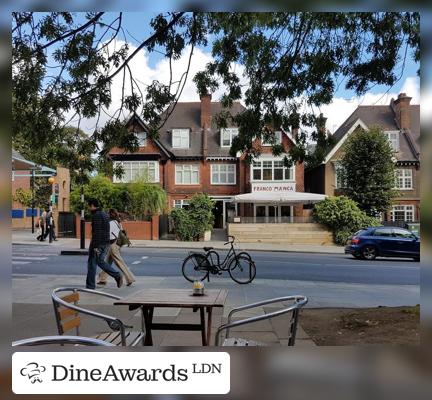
[12,274,318,346]
[12,229,344,254]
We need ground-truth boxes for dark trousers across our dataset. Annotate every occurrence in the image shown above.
[86,244,121,289]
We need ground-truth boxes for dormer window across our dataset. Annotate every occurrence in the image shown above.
[172,129,190,148]
[384,131,399,152]
[221,128,238,147]
[262,131,282,146]
[136,131,147,146]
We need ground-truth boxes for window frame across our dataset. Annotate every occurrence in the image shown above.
[173,199,190,209]
[220,128,239,148]
[390,205,415,222]
[172,128,190,149]
[334,162,346,189]
[136,131,147,146]
[113,160,159,183]
[250,158,294,182]
[175,164,200,185]
[211,164,236,185]
[262,131,282,146]
[384,130,400,152]
[395,169,413,190]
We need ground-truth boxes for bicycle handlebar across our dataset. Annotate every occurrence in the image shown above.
[224,235,235,245]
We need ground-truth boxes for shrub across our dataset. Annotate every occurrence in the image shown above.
[128,180,167,220]
[171,193,215,241]
[313,196,380,245]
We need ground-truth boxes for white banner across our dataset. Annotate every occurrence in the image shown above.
[251,182,296,192]
[13,352,230,394]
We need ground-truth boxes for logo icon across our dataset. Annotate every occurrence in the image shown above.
[20,362,46,383]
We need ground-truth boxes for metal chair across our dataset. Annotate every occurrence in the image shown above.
[12,335,115,346]
[52,287,144,346]
[215,295,308,346]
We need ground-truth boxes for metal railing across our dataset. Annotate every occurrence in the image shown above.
[228,216,314,224]
[12,335,116,347]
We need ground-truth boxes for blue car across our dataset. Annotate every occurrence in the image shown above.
[344,226,420,261]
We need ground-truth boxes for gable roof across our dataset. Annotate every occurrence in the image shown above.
[327,103,420,163]
[157,101,246,158]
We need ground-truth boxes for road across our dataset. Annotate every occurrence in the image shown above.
[12,244,420,285]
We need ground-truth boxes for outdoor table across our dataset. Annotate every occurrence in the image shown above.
[114,288,228,346]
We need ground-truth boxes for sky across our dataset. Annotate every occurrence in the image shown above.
[64,12,420,136]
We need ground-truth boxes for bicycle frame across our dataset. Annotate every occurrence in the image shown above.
[206,242,238,271]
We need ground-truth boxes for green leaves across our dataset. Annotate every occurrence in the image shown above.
[340,126,399,216]
[313,196,380,245]
[171,193,215,241]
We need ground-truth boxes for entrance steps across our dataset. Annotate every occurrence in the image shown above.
[228,223,333,245]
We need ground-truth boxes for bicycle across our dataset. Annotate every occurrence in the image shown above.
[181,235,256,284]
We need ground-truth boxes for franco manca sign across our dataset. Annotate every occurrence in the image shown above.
[251,182,295,192]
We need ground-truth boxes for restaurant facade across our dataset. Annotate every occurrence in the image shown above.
[109,95,326,236]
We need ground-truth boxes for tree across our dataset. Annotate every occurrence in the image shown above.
[128,180,167,220]
[340,126,399,216]
[13,12,419,167]
[13,178,52,209]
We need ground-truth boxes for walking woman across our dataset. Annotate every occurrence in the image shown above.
[97,209,136,286]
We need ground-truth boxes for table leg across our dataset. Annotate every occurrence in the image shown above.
[142,306,154,346]
[199,307,207,346]
[206,307,213,346]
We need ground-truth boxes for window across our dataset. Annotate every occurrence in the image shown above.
[373,228,393,237]
[395,169,413,189]
[175,164,199,184]
[251,159,294,181]
[220,128,239,147]
[390,205,415,222]
[384,131,399,152]
[113,161,159,183]
[136,131,147,146]
[392,228,414,238]
[334,162,346,189]
[173,200,190,209]
[172,129,190,148]
[211,164,236,184]
[262,131,282,146]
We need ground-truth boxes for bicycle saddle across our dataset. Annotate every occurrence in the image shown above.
[203,246,214,252]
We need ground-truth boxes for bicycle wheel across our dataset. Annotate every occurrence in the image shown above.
[182,253,209,282]
[228,254,256,284]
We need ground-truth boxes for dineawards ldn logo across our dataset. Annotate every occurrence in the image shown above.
[13,352,230,394]
[20,362,47,383]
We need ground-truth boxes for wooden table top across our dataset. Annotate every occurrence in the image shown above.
[113,288,228,308]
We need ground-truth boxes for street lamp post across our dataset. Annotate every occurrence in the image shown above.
[30,168,35,233]
[80,181,85,249]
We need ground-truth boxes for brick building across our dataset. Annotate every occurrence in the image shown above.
[109,95,308,229]
[305,93,420,223]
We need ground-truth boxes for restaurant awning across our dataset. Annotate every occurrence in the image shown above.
[233,191,327,204]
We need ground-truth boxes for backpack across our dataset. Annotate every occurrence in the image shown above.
[114,221,131,247]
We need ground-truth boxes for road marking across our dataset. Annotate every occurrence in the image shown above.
[12,261,31,265]
[141,256,148,259]
[12,256,47,261]
[132,261,141,265]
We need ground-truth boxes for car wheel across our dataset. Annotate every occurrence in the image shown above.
[361,245,377,260]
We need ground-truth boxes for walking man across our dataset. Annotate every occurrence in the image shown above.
[86,199,123,289]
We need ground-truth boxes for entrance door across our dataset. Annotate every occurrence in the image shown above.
[268,205,279,223]
[213,201,224,229]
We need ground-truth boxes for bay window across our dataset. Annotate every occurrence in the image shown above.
[390,205,415,222]
[395,169,413,189]
[113,161,159,183]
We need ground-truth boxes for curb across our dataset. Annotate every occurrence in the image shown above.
[129,244,344,255]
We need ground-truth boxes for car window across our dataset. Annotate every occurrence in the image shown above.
[373,228,393,237]
[393,228,415,238]
[354,230,368,236]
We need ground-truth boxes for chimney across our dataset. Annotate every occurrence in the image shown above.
[392,92,412,130]
[200,94,211,156]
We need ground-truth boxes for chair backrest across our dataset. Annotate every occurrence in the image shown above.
[52,290,81,335]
